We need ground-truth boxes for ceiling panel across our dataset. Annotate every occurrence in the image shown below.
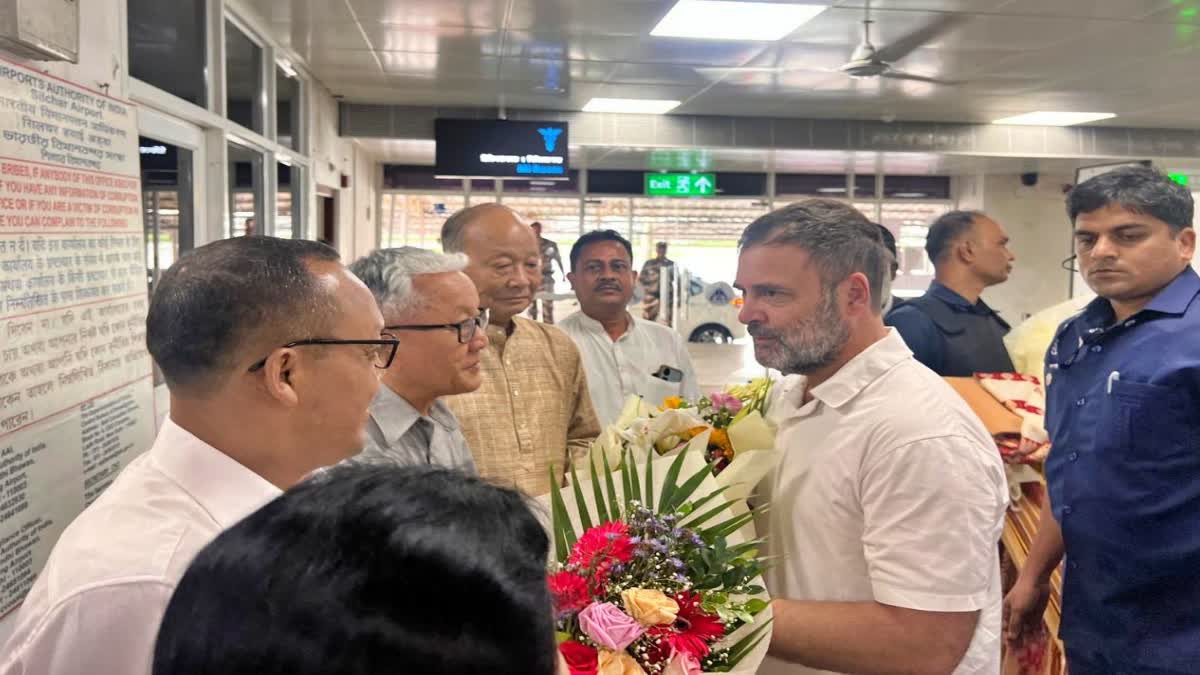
[242,0,1200,129]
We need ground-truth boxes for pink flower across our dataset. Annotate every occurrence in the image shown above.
[662,650,703,675]
[709,393,743,414]
[579,602,645,652]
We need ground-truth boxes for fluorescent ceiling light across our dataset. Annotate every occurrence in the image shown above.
[992,111,1116,126]
[816,186,846,193]
[582,97,681,114]
[652,1,828,41]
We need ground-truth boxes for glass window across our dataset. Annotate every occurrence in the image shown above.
[631,198,769,284]
[276,65,301,151]
[128,0,207,106]
[226,21,264,133]
[276,163,303,238]
[379,194,466,250]
[228,143,264,237]
[884,175,951,199]
[851,174,877,200]
[880,202,952,297]
[775,174,848,198]
[140,136,195,385]
[383,165,465,191]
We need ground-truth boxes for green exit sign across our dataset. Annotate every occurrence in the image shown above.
[645,173,716,197]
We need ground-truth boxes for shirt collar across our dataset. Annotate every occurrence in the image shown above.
[808,330,913,410]
[573,311,635,341]
[151,417,282,529]
[1078,266,1200,330]
[370,386,459,444]
[1144,266,1200,315]
[929,281,975,309]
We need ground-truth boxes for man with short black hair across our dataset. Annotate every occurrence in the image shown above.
[440,203,600,495]
[739,200,1008,675]
[1005,166,1200,675]
[348,247,486,472]
[885,210,1016,376]
[641,241,675,323]
[874,223,902,314]
[559,230,700,425]
[1,237,391,675]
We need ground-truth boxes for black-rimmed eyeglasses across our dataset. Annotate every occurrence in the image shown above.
[247,334,400,372]
[386,310,489,345]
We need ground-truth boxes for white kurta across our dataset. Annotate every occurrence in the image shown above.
[559,312,701,425]
[760,330,1009,675]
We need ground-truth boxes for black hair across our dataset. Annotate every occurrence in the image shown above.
[739,199,889,314]
[569,229,634,271]
[874,223,899,278]
[145,236,340,393]
[154,465,556,675]
[1067,165,1194,232]
[924,210,984,264]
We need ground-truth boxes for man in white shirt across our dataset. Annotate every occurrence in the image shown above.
[1,237,389,675]
[348,247,486,472]
[559,230,700,425]
[735,200,1009,675]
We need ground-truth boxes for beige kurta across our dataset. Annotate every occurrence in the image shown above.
[445,316,601,495]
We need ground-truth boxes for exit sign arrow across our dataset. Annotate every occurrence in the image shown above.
[644,172,717,197]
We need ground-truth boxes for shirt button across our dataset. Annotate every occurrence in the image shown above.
[1069,452,1079,461]
[1063,505,1073,515]
[1075,397,1086,407]
[1090,345,1102,353]
[1069,561,1079,570]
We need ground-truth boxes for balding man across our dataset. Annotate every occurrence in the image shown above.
[2,237,390,675]
[885,211,1017,376]
[440,204,600,495]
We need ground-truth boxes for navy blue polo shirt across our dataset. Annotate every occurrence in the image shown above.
[1044,266,1200,673]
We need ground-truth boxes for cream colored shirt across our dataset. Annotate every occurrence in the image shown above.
[558,312,701,426]
[759,330,1008,675]
[0,419,281,675]
[445,316,601,496]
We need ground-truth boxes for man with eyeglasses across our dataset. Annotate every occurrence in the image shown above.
[440,203,601,496]
[2,237,388,675]
[347,247,487,472]
[559,230,700,426]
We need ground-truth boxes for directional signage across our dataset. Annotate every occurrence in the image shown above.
[644,172,716,197]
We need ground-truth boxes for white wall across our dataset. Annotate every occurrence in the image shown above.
[308,80,378,259]
[964,174,1075,324]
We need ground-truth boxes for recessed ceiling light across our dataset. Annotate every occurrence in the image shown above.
[992,111,1117,126]
[651,1,828,41]
[582,98,681,114]
[816,187,846,194]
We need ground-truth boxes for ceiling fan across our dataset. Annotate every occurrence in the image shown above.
[696,3,965,86]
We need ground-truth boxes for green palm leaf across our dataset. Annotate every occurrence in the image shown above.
[569,462,593,531]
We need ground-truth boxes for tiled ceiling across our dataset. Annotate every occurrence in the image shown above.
[243,0,1200,128]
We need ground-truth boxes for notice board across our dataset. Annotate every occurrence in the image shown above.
[0,57,154,618]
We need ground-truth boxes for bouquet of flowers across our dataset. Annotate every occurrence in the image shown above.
[660,378,774,473]
[545,446,772,675]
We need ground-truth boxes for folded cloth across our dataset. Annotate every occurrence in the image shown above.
[975,373,1050,462]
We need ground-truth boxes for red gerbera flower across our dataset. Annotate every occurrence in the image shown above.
[548,571,591,614]
[646,592,725,659]
[568,521,634,582]
[559,640,598,675]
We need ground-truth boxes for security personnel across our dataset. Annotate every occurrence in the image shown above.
[885,210,1016,376]
[1004,166,1200,674]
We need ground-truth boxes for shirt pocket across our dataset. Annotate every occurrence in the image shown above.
[1101,379,1192,467]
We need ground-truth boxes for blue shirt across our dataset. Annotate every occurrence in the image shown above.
[1044,266,1200,673]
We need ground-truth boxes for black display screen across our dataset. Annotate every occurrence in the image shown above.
[434,119,569,179]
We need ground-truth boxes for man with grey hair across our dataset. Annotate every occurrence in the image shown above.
[738,200,1008,675]
[348,247,488,472]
